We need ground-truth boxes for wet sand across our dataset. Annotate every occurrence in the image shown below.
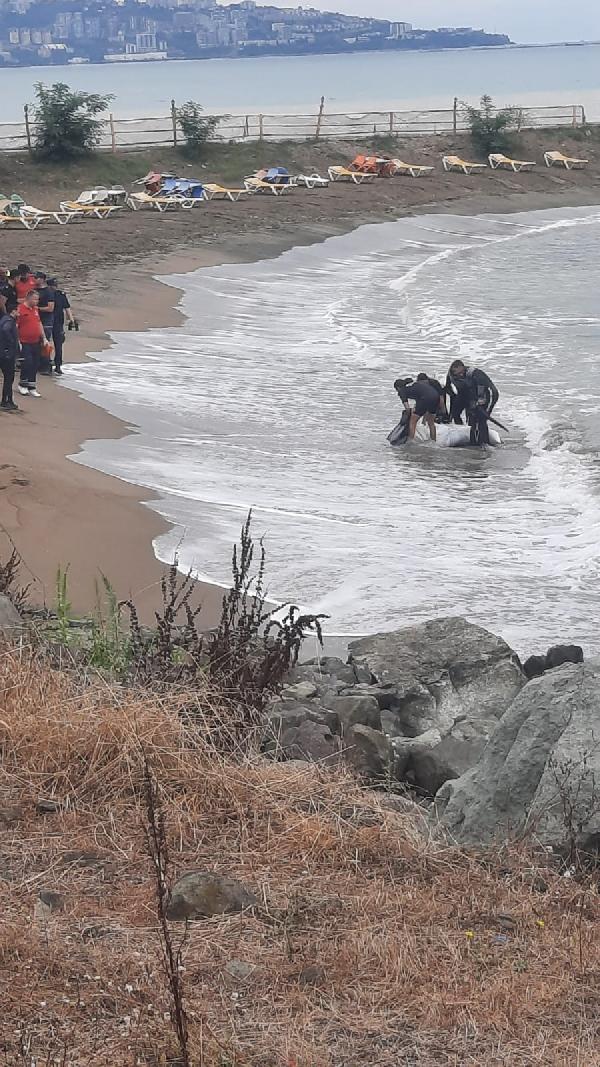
[2,134,599,619]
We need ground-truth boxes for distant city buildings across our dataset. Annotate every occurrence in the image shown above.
[0,0,511,67]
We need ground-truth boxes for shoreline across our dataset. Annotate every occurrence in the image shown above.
[4,175,600,621]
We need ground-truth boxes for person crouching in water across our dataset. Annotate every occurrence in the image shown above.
[446,359,499,445]
[394,374,441,442]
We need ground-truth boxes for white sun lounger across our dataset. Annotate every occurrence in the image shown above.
[326,164,373,183]
[203,183,249,202]
[442,156,487,175]
[390,160,434,178]
[488,153,536,173]
[544,150,589,170]
[125,191,194,212]
[295,173,329,188]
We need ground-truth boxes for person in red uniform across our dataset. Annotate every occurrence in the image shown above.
[14,264,36,304]
[17,289,45,397]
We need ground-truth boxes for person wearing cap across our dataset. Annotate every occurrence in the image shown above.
[48,277,74,376]
[35,272,55,375]
[0,293,19,411]
[1,270,18,314]
[17,289,45,398]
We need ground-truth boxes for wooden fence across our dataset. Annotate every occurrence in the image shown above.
[0,100,588,154]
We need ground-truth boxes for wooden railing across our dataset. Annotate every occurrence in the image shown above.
[0,100,587,154]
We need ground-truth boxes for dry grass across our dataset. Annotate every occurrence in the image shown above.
[0,644,598,1066]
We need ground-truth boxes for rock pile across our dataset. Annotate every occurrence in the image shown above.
[264,616,598,854]
[264,617,526,793]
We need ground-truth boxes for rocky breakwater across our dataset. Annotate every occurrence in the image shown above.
[264,616,597,854]
[264,616,527,793]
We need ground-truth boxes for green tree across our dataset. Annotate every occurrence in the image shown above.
[175,100,219,158]
[32,81,113,160]
[463,94,519,156]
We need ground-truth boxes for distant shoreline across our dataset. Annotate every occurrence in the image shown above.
[3,37,600,72]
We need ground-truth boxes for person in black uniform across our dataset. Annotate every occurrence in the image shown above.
[394,375,441,442]
[445,359,499,445]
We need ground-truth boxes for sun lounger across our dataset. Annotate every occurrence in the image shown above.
[203,183,249,201]
[244,176,291,196]
[125,192,193,212]
[544,150,589,170]
[390,160,434,178]
[442,156,487,175]
[0,211,41,230]
[327,166,376,184]
[295,173,329,188]
[19,204,83,226]
[60,200,121,219]
[488,154,536,173]
[71,186,127,205]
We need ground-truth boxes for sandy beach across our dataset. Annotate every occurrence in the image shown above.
[2,128,599,618]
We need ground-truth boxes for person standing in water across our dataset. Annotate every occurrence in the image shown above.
[394,376,440,442]
[445,359,499,445]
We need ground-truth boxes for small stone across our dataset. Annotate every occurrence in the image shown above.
[298,964,326,987]
[166,871,258,921]
[545,644,584,670]
[36,798,64,815]
[523,655,547,680]
[38,889,65,912]
[224,959,255,982]
[282,681,318,701]
[495,913,516,931]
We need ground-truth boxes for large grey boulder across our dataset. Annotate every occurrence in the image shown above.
[344,724,394,781]
[328,694,381,735]
[437,662,600,852]
[350,617,525,790]
[0,595,23,637]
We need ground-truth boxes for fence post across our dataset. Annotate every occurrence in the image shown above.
[24,104,32,153]
[109,112,116,154]
[581,105,586,126]
[572,105,578,127]
[171,99,178,147]
[258,113,264,141]
[452,96,458,134]
[389,111,394,135]
[243,115,249,138]
[315,95,325,139]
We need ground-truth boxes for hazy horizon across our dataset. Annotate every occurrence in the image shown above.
[221,0,600,45]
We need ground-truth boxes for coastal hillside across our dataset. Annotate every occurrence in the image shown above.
[1,639,598,1065]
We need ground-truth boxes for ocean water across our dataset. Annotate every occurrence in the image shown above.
[66,204,600,657]
[2,42,600,119]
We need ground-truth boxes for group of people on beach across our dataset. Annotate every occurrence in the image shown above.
[394,359,500,446]
[0,264,76,410]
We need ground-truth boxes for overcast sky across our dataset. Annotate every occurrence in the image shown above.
[293,1,600,43]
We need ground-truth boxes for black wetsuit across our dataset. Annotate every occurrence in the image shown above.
[396,379,441,417]
[445,367,499,445]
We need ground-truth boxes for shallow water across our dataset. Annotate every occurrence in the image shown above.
[67,204,600,656]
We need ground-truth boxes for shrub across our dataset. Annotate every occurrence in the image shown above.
[175,100,219,158]
[32,81,113,160]
[463,93,519,156]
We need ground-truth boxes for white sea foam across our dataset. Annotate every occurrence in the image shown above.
[65,205,600,655]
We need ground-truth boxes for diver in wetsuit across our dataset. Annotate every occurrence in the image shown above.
[445,359,499,445]
[394,375,441,442]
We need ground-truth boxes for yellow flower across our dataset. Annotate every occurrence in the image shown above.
[536,919,545,928]
[465,930,475,940]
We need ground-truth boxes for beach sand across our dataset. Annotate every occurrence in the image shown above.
[2,129,599,618]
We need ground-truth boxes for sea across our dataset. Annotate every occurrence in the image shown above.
[2,42,600,120]
[64,204,600,658]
